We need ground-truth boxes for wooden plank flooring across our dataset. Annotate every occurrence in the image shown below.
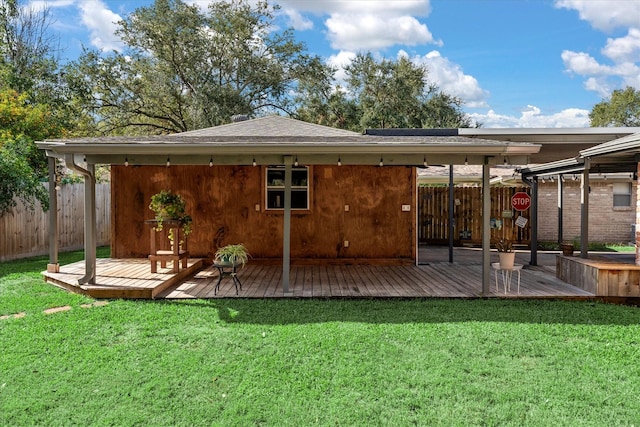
[160,262,593,299]
[43,258,594,300]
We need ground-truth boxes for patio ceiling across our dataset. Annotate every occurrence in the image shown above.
[520,131,640,178]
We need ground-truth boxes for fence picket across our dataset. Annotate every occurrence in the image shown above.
[418,186,531,246]
[0,183,111,261]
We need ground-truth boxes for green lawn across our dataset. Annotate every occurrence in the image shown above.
[1,250,639,426]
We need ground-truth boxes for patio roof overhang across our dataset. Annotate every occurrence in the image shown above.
[37,135,540,167]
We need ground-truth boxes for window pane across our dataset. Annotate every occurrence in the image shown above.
[291,189,308,209]
[613,182,631,194]
[613,194,631,207]
[267,170,285,187]
[292,169,308,187]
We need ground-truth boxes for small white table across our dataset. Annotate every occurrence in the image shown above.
[491,263,523,294]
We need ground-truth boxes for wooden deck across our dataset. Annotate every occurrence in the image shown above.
[43,258,204,299]
[43,258,593,299]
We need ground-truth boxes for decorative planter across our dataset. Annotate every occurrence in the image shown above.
[560,244,574,256]
[498,252,516,269]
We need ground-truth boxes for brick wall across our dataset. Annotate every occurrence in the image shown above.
[537,178,636,243]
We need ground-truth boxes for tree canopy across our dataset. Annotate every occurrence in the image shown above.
[0,0,69,215]
[65,0,326,134]
[295,52,473,131]
[590,86,640,127]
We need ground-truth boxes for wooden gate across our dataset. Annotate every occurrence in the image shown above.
[418,186,531,246]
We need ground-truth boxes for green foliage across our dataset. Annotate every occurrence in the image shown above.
[296,52,473,131]
[64,0,324,134]
[590,86,640,127]
[214,243,250,267]
[149,190,192,238]
[0,138,48,215]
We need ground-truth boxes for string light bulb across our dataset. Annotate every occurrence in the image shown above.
[294,156,299,167]
[209,156,213,167]
[379,157,384,167]
[423,156,428,168]
[124,156,129,167]
[464,155,468,166]
[252,157,257,167]
[337,157,342,166]
[166,157,171,167]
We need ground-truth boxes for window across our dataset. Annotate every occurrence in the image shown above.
[266,166,309,210]
[613,182,632,207]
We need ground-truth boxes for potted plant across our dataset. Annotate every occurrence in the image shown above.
[149,190,192,242]
[214,244,250,267]
[495,238,515,269]
[559,242,574,256]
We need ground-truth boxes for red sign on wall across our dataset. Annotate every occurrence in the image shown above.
[511,192,531,211]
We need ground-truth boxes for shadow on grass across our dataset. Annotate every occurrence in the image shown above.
[155,297,640,326]
[0,247,110,278]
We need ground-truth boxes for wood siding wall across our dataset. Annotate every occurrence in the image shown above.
[557,256,640,297]
[111,165,417,262]
[418,186,531,246]
[0,183,111,261]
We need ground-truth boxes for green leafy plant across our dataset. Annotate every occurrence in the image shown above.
[148,190,192,240]
[495,238,513,253]
[214,243,250,267]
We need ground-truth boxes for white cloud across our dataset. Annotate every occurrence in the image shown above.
[555,0,640,32]
[470,106,590,128]
[279,0,431,16]
[282,8,314,31]
[602,28,640,63]
[562,48,640,97]
[406,50,489,108]
[76,0,124,52]
[326,51,356,86]
[326,13,436,51]
[278,0,437,51]
[29,0,75,10]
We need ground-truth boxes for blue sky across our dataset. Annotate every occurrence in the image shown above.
[36,0,640,128]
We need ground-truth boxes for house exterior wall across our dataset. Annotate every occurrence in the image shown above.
[111,165,417,263]
[537,178,637,244]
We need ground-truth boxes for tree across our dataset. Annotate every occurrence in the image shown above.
[295,52,473,131]
[590,86,640,127]
[0,88,64,214]
[0,137,49,215]
[0,1,70,215]
[65,0,327,134]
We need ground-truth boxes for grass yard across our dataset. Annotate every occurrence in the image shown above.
[1,250,639,426]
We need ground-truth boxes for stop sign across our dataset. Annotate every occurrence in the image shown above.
[511,192,531,211]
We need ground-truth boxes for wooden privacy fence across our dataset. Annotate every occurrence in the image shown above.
[0,183,111,261]
[418,186,531,246]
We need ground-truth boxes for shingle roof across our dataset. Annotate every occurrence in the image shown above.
[179,115,362,138]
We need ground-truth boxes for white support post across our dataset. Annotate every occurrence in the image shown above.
[580,158,590,259]
[47,156,59,273]
[482,157,491,295]
[282,156,293,293]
